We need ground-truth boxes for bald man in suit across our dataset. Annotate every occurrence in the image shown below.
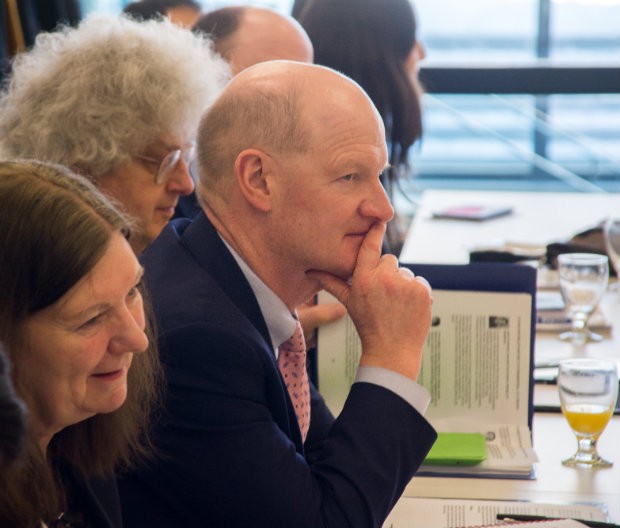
[119,60,436,527]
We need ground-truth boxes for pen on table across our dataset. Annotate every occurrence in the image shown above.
[496,513,620,528]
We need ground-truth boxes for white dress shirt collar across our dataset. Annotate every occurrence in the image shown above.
[219,235,296,353]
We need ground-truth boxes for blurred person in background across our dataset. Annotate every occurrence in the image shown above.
[123,0,202,27]
[194,5,313,75]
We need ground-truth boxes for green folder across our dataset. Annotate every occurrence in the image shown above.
[424,432,487,466]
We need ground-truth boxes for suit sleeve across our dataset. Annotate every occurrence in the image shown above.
[119,322,436,528]
[303,381,335,464]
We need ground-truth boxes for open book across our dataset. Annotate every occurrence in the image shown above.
[317,263,538,479]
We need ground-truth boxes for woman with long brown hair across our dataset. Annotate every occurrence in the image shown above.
[0,160,161,527]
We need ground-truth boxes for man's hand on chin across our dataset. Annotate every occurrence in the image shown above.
[305,222,433,381]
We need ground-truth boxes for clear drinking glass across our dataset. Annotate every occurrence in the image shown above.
[558,253,609,345]
[604,216,620,288]
[558,358,618,468]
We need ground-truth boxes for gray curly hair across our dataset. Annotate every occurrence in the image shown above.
[0,14,231,179]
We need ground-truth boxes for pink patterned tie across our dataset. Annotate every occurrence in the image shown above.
[278,319,310,442]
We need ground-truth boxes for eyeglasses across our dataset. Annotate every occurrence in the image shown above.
[134,143,195,185]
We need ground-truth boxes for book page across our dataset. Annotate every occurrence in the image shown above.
[317,289,532,427]
[383,497,608,528]
[420,290,531,426]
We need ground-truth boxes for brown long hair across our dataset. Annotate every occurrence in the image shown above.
[0,160,162,527]
[0,343,27,472]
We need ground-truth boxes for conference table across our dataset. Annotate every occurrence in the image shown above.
[398,189,620,522]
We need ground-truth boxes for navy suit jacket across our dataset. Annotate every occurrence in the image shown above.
[118,212,436,528]
[60,465,122,528]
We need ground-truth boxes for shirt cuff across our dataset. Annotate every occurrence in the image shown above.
[355,366,431,415]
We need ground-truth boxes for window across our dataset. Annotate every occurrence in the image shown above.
[408,0,620,194]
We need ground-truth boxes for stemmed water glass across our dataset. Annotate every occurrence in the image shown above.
[604,216,620,289]
[558,358,618,468]
[558,253,609,345]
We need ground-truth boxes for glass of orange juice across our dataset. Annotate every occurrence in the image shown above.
[558,358,618,468]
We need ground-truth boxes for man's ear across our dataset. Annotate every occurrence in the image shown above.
[234,149,273,212]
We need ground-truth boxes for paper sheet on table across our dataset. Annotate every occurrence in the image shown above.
[383,497,608,528]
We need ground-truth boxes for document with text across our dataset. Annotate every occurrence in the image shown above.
[382,497,608,528]
[317,288,537,478]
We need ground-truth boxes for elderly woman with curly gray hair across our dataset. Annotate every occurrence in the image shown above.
[0,13,230,254]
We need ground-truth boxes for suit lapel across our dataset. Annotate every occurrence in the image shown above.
[169,213,304,451]
[178,212,273,353]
